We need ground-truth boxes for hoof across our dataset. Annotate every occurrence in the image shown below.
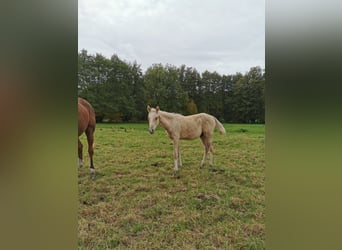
[90,168,95,179]
[173,172,180,178]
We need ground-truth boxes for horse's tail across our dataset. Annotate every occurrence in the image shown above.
[214,118,226,134]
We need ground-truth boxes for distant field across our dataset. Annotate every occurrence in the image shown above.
[78,123,265,249]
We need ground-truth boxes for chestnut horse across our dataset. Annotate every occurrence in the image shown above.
[78,97,96,178]
[147,105,226,177]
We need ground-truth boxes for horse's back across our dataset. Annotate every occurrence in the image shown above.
[187,113,215,124]
[176,113,214,139]
[78,97,90,107]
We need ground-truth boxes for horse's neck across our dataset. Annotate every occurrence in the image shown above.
[159,111,177,132]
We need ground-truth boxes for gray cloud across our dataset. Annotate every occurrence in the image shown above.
[79,0,264,74]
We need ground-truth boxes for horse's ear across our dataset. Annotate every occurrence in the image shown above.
[156,106,160,113]
[147,105,151,112]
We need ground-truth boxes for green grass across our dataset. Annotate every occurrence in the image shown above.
[78,123,265,249]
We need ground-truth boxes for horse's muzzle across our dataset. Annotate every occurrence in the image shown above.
[149,128,154,134]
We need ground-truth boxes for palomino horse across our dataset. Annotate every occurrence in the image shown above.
[78,97,96,178]
[147,105,226,177]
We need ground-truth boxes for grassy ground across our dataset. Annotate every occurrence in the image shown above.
[78,123,265,249]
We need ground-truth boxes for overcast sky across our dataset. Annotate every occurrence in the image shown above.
[78,0,264,75]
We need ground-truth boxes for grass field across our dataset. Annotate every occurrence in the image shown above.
[78,123,265,249]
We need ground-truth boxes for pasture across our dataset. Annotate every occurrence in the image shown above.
[78,123,265,249]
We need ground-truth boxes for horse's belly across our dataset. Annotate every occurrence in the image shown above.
[180,129,201,140]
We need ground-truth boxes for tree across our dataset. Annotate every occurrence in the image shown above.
[144,64,187,112]
[129,61,145,121]
[231,67,265,123]
[186,98,198,115]
[200,71,223,118]
[78,50,265,123]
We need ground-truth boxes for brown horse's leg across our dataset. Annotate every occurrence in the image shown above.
[78,138,83,167]
[200,136,209,167]
[85,127,95,178]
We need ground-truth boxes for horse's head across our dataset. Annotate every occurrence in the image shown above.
[147,105,160,134]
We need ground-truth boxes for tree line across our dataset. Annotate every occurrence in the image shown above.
[78,49,265,123]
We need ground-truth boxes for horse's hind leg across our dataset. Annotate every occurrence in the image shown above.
[78,138,83,168]
[178,144,182,168]
[200,136,209,167]
[209,140,214,167]
[86,127,95,178]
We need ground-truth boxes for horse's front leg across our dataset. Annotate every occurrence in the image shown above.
[173,139,179,177]
[178,144,182,168]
